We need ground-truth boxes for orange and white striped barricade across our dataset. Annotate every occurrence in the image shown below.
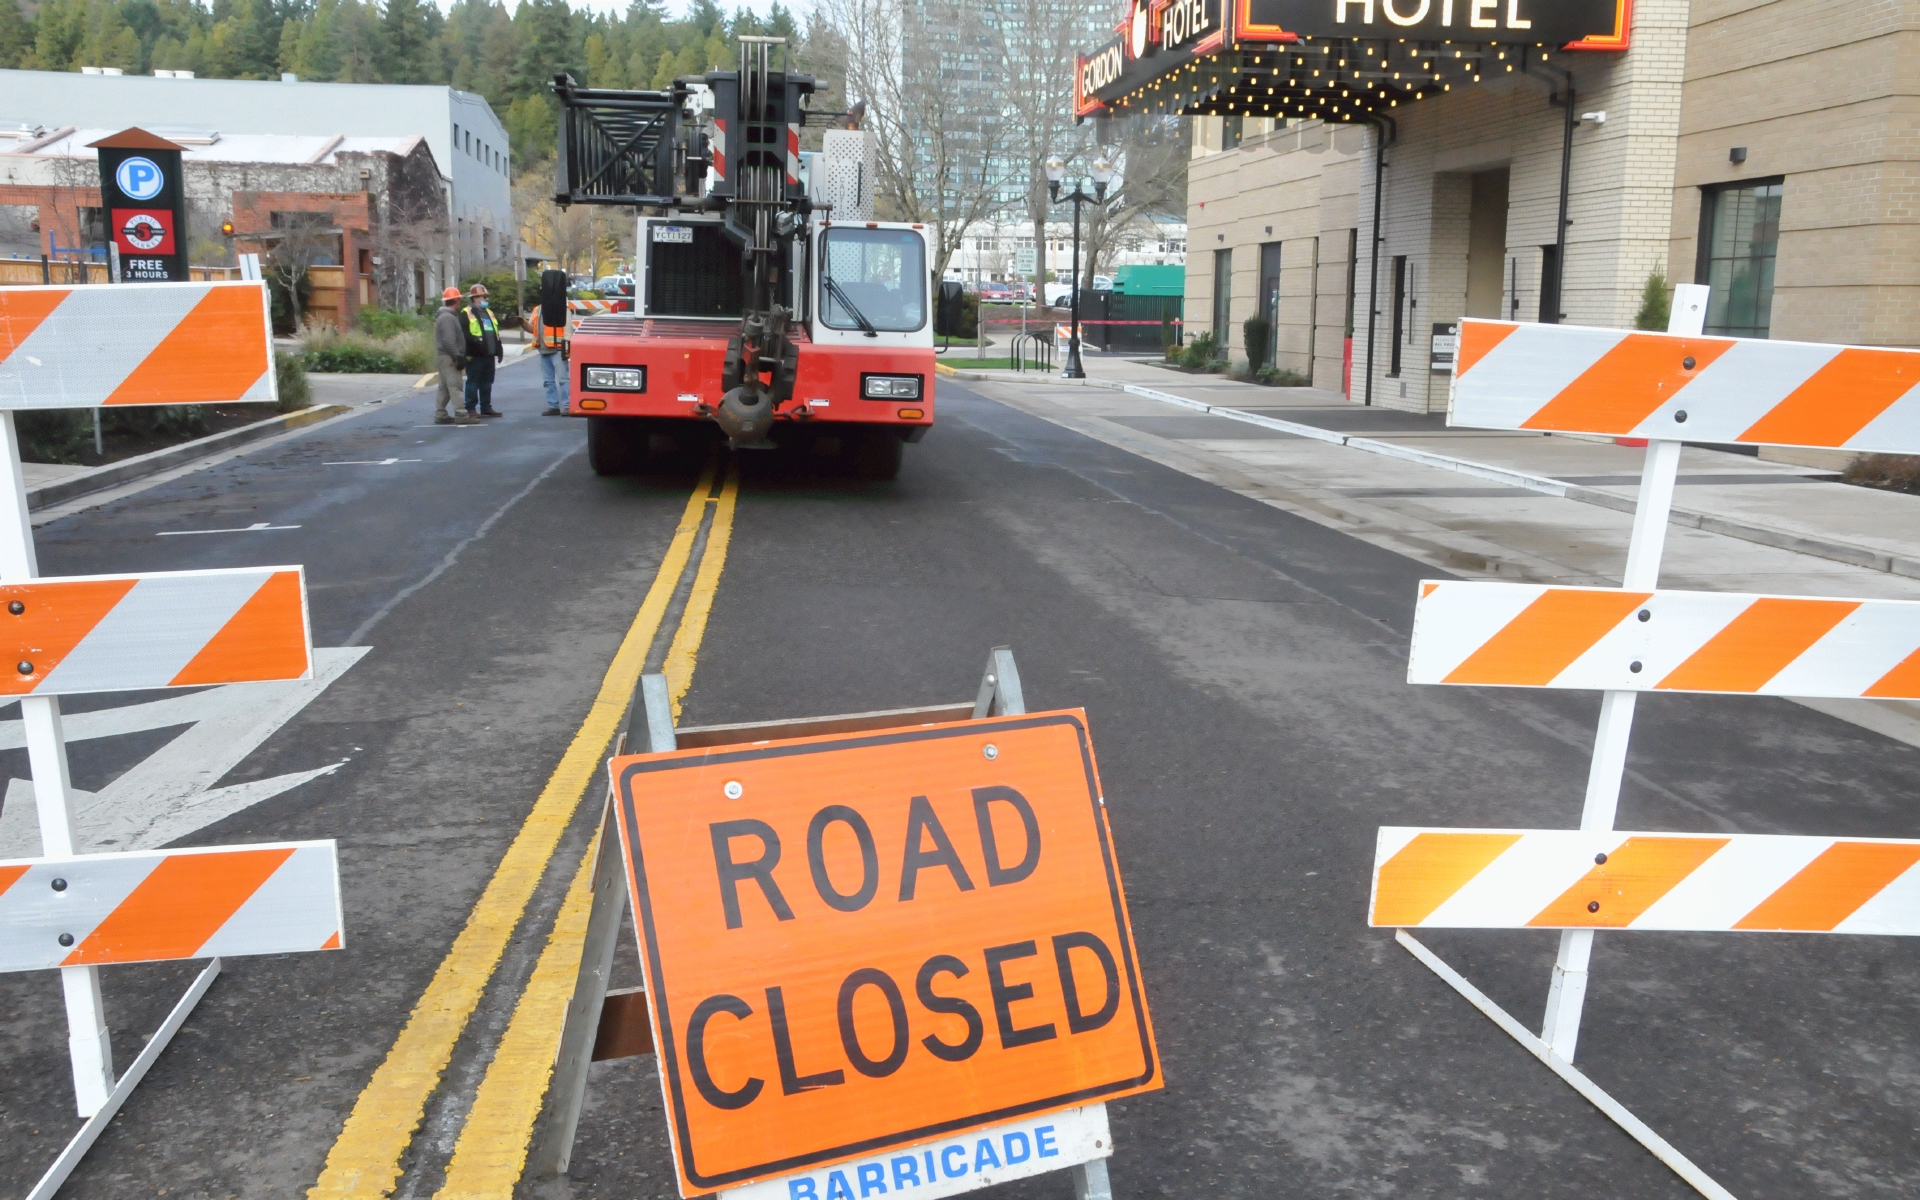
[1372,283,1920,1198]
[0,281,336,1200]
[1409,583,1920,699]
[0,842,343,972]
[1371,830,1920,936]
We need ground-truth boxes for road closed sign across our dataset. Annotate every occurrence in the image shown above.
[611,710,1159,1194]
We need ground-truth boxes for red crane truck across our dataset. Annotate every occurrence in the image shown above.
[550,40,934,480]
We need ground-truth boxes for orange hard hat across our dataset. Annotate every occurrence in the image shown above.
[468,283,489,297]
[442,286,462,301]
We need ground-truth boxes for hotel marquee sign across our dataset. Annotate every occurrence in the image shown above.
[1078,0,1630,113]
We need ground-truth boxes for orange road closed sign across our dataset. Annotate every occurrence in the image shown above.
[612,710,1160,1194]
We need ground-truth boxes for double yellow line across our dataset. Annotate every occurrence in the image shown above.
[310,458,740,1199]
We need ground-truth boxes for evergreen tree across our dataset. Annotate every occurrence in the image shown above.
[0,0,33,67]
[380,0,430,83]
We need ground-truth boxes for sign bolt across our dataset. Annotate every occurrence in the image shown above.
[1682,356,1696,370]
[723,780,743,799]
[50,878,66,892]
[1629,661,1642,673]
[1637,609,1650,622]
[6,600,21,615]
[983,744,998,760]
[1674,410,1689,423]
[1587,901,1600,913]
[57,933,73,946]
[15,661,30,675]
[1593,853,1607,865]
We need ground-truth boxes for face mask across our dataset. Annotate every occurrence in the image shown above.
[475,300,489,310]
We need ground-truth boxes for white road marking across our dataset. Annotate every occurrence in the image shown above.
[325,458,423,466]
[157,521,301,536]
[0,647,368,856]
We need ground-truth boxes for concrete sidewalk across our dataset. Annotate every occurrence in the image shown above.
[942,354,1920,749]
[943,354,1920,582]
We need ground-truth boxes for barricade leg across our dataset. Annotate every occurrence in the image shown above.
[1533,291,1700,1060]
[529,673,674,1178]
[1072,1157,1114,1200]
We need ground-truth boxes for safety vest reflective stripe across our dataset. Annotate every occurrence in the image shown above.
[1370,828,1920,935]
[1452,318,1920,453]
[1407,580,1920,699]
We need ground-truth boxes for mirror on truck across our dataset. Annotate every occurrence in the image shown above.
[540,269,569,327]
[934,279,965,341]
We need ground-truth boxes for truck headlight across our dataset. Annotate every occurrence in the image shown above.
[585,366,646,391]
[863,374,922,399]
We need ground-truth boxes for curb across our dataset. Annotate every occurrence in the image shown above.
[943,367,1920,580]
[26,404,351,510]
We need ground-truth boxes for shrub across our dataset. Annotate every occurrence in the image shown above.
[299,325,434,374]
[1176,331,1222,370]
[15,410,92,464]
[1255,364,1313,387]
[1635,270,1672,331]
[1242,316,1272,372]
[358,307,432,338]
[1843,453,1920,495]
[275,352,312,412]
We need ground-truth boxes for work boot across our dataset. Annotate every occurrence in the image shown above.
[434,413,454,425]
[481,409,503,418]
[542,408,564,416]
[455,411,479,425]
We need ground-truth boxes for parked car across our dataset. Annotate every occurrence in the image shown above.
[978,281,1016,301]
[592,273,635,312]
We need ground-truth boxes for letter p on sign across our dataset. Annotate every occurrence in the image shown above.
[611,710,1161,1195]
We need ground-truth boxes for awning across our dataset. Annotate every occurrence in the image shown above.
[1076,0,1631,123]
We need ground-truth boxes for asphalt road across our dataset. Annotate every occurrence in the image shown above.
[4,364,1920,1199]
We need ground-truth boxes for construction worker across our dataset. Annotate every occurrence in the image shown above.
[534,284,569,415]
[433,287,476,425]
[462,283,505,418]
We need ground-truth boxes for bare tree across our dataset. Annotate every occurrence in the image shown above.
[1077,114,1189,297]
[815,0,1014,278]
[264,222,340,327]
[999,0,1103,291]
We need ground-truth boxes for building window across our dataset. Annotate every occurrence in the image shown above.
[1222,116,1242,151]
[1389,255,1406,376]
[1538,244,1560,324]
[1212,248,1232,352]
[1258,242,1282,368]
[1697,179,1783,338]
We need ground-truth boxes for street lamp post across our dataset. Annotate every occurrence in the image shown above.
[1045,156,1113,380]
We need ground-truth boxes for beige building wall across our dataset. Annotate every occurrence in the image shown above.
[1671,0,1920,347]
[1185,0,1692,411]
[1186,118,1366,392]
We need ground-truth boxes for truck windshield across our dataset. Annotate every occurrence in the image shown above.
[820,228,926,332]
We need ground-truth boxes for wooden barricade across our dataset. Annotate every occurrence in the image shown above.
[529,645,1152,1198]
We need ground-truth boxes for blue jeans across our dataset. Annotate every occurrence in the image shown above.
[464,355,496,413]
[539,351,568,411]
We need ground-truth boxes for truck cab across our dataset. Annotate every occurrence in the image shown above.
[564,116,935,480]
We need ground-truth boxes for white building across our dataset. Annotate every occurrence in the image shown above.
[0,69,511,273]
[946,218,1186,282]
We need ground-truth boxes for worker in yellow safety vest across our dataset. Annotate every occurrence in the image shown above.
[535,301,568,415]
[462,284,505,418]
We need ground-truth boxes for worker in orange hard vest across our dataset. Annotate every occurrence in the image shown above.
[535,300,568,415]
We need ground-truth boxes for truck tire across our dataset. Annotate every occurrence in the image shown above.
[587,417,641,476]
[852,430,904,481]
